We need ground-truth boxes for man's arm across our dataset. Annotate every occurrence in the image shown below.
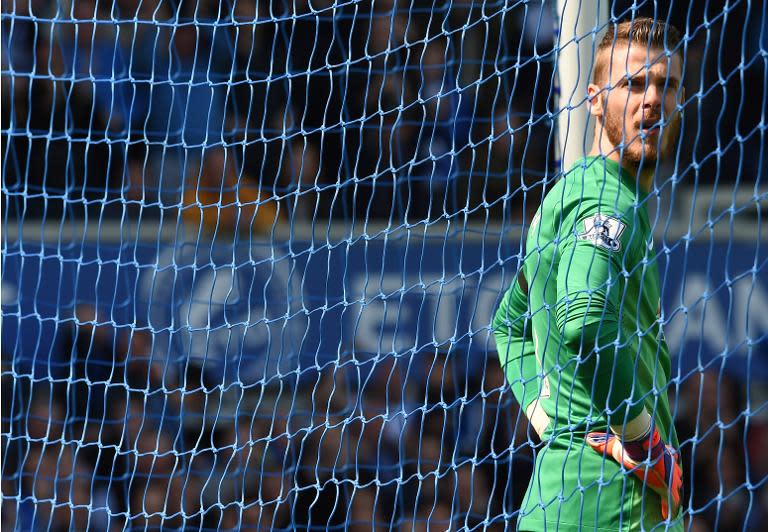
[557,211,682,520]
[494,270,548,438]
[556,212,649,431]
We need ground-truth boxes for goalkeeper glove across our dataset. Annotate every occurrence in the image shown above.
[586,424,683,520]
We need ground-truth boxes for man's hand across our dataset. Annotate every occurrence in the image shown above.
[586,426,683,520]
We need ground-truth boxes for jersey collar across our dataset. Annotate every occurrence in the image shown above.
[577,156,649,201]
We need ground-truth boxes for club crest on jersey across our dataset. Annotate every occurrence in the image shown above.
[578,214,626,252]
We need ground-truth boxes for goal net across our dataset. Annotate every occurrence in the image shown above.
[2,1,765,530]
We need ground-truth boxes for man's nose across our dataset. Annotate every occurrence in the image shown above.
[643,84,664,109]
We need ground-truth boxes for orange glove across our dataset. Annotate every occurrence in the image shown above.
[586,426,683,520]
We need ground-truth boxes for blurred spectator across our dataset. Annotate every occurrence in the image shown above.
[182,146,279,237]
[674,370,762,530]
[276,137,321,224]
[412,494,455,532]
[59,1,133,137]
[409,37,473,221]
[340,71,419,220]
[347,486,384,531]
[60,304,120,427]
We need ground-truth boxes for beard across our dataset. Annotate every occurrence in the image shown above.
[603,107,681,167]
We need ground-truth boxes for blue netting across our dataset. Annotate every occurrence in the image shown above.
[1,1,766,530]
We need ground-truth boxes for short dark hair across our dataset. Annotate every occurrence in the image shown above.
[592,17,683,85]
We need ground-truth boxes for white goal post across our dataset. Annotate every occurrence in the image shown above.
[555,0,609,171]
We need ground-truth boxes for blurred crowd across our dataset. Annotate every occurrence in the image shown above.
[1,0,533,229]
[2,0,764,231]
[0,309,532,530]
[1,303,766,530]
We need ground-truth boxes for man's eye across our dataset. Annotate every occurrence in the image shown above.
[661,80,678,90]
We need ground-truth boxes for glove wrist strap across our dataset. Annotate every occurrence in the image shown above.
[610,407,652,442]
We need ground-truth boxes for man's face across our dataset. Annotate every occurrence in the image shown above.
[590,44,683,166]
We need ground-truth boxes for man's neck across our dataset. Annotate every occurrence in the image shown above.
[588,146,654,193]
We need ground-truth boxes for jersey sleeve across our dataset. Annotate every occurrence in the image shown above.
[556,206,646,423]
[493,272,540,414]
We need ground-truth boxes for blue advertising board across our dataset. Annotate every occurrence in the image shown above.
[2,229,766,385]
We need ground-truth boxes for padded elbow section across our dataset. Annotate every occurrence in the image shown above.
[559,310,643,420]
[561,317,616,396]
[561,317,603,355]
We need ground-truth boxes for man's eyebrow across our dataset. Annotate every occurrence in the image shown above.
[626,72,681,86]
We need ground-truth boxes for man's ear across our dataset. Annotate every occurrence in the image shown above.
[587,83,603,119]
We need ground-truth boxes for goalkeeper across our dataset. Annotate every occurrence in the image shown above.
[494,18,685,531]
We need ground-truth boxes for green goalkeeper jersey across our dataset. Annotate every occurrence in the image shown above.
[494,157,682,532]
